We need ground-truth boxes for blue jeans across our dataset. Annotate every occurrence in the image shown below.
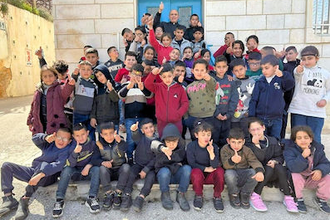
[125,117,143,159]
[56,166,100,199]
[119,100,125,125]
[224,169,257,195]
[73,112,96,141]
[157,165,192,193]
[261,118,282,140]
[291,113,324,143]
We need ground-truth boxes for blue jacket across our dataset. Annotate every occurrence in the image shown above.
[66,139,97,168]
[283,139,330,177]
[249,71,294,119]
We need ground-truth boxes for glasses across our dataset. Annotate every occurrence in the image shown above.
[56,136,70,142]
[249,127,263,132]
[249,62,260,66]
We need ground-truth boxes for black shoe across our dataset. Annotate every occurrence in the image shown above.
[113,191,122,210]
[85,197,100,214]
[13,197,29,220]
[52,199,64,218]
[229,193,240,209]
[314,197,330,213]
[128,158,134,166]
[240,192,250,209]
[176,191,190,211]
[161,192,173,210]
[133,196,144,212]
[296,198,307,213]
[120,194,132,211]
[0,194,19,217]
[103,192,114,210]
[193,195,203,211]
[213,197,224,213]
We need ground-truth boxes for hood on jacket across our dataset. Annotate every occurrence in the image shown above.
[94,64,116,94]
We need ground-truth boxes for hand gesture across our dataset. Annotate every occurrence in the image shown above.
[252,172,264,182]
[227,74,234,81]
[204,166,216,173]
[102,160,113,168]
[197,21,202,27]
[74,143,82,153]
[81,164,91,176]
[73,67,80,76]
[35,46,43,59]
[130,121,139,132]
[302,148,311,158]
[107,80,113,91]
[207,140,214,154]
[28,124,33,131]
[178,75,184,83]
[139,170,147,179]
[45,132,56,143]
[316,99,327,108]
[162,57,167,64]
[311,170,322,181]
[127,79,135,89]
[161,147,172,160]
[159,2,164,13]
[146,15,154,29]
[90,118,97,128]
[152,67,163,75]
[226,46,233,54]
[121,76,128,84]
[28,173,43,186]
[275,67,283,77]
[141,15,148,25]
[246,83,255,95]
[203,72,211,81]
[194,49,201,59]
[137,77,144,90]
[68,74,76,86]
[252,135,261,145]
[266,160,276,169]
[96,141,104,150]
[123,38,128,47]
[296,64,304,74]
[114,130,121,143]
[231,150,241,164]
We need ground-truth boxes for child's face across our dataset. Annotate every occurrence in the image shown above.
[130,70,142,82]
[215,61,228,78]
[190,15,199,27]
[123,31,134,41]
[192,63,207,80]
[285,50,298,62]
[232,65,246,79]
[144,49,154,60]
[193,31,203,41]
[301,55,319,68]
[165,139,179,151]
[79,64,93,79]
[261,63,277,78]
[135,30,146,42]
[174,29,184,41]
[86,53,99,66]
[95,71,107,84]
[202,52,211,63]
[141,123,155,138]
[73,129,89,145]
[142,63,152,74]
[100,128,115,143]
[295,131,313,150]
[227,138,245,151]
[224,34,234,46]
[109,48,119,59]
[195,130,212,147]
[162,36,172,47]
[161,71,175,86]
[248,122,265,139]
[58,72,68,81]
[183,48,193,59]
[42,70,57,86]
[155,27,164,39]
[170,49,180,61]
[248,59,261,72]
[173,66,186,77]
[55,130,71,149]
[124,55,137,70]
[247,38,258,51]
[232,43,243,57]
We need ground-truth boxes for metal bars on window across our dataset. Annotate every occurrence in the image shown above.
[313,0,330,34]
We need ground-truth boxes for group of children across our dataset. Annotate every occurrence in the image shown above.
[1,3,330,219]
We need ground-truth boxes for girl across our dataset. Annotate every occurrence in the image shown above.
[288,46,330,143]
[246,118,298,213]
[187,120,225,212]
[283,125,330,213]
[244,35,260,60]
[182,47,194,68]
[154,25,164,41]
[27,65,75,135]
[129,26,148,63]
[224,40,245,64]
[201,49,214,71]
[143,46,159,67]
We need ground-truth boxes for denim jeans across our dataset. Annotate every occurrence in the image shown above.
[224,169,257,195]
[291,113,324,143]
[157,165,192,193]
[119,100,125,125]
[261,118,282,140]
[125,117,143,159]
[56,166,100,199]
[73,112,96,141]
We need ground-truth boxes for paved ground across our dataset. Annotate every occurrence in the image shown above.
[0,95,330,220]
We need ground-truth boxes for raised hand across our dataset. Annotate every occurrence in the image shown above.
[35,46,43,59]
[159,1,164,13]
[114,130,121,143]
[302,148,311,158]
[152,67,163,75]
[275,67,283,77]
[161,147,172,160]
[72,67,80,76]
[68,74,76,86]
[130,121,139,132]
[231,150,241,164]
[90,118,97,128]
[74,143,82,153]
[45,132,56,143]
[296,64,304,74]
[137,77,144,90]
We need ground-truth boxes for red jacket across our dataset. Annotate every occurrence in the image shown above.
[115,68,130,83]
[213,44,228,58]
[148,29,173,65]
[244,48,261,60]
[145,74,189,123]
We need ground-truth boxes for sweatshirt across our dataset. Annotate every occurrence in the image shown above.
[148,29,173,65]
[66,138,97,168]
[104,59,124,79]
[171,38,192,59]
[72,75,97,115]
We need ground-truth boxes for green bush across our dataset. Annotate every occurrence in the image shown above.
[0,2,9,15]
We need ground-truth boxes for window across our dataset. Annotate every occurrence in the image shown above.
[313,0,330,34]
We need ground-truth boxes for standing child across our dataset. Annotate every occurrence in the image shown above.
[173,61,189,86]
[224,40,245,64]
[246,52,262,81]
[191,27,206,54]
[85,48,101,74]
[213,32,235,59]
[114,51,137,84]
[244,35,260,60]
[104,46,124,80]
[283,125,330,213]
[171,26,192,59]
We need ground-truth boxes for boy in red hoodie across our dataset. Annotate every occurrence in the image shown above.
[145,63,189,137]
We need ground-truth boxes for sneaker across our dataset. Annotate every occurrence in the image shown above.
[128,158,134,166]
[314,197,330,213]
[113,191,122,210]
[85,197,100,214]
[176,191,190,211]
[283,195,298,213]
[161,192,173,210]
[213,197,224,213]
[229,193,240,209]
[13,197,29,220]
[296,198,307,213]
[103,192,114,209]
[250,192,267,212]
[240,192,251,209]
[120,194,132,211]
[193,195,203,211]
[52,199,64,218]
[0,194,19,217]
[133,196,144,212]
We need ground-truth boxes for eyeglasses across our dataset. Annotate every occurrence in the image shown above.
[249,127,263,132]
[249,62,260,66]
[56,136,70,142]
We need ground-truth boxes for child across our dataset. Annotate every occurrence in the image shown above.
[72,60,97,141]
[145,63,189,137]
[80,45,93,62]
[249,55,295,140]
[182,47,194,69]
[201,49,214,71]
[171,26,192,59]
[246,52,262,81]
[90,122,130,211]
[184,14,204,41]
[213,32,235,59]
[283,125,330,213]
[143,46,159,67]
[246,118,298,213]
[230,58,255,136]
[27,65,75,135]
[221,128,264,209]
[288,46,330,143]
[166,48,180,66]
[118,64,153,164]
[154,25,164,41]
[85,48,101,73]
[260,46,284,71]
[187,120,225,212]
[104,46,124,79]
[114,51,137,84]
[0,128,73,219]
[122,28,134,52]
[212,56,239,148]
[224,40,245,64]
[151,123,192,211]
[52,124,100,217]
[192,27,206,54]
[173,61,189,86]
[129,26,147,63]
[244,35,260,60]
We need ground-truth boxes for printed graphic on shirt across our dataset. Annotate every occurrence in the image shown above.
[274,82,280,90]
[187,82,206,93]
[303,71,324,95]
[234,83,254,119]
[75,85,95,98]
[215,82,231,105]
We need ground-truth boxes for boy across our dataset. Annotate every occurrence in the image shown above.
[192,27,206,54]
[104,46,124,80]
[171,26,192,59]
[90,122,130,211]
[0,128,73,219]
[52,124,100,217]
[213,32,235,59]
[246,52,262,81]
[249,55,295,140]
[173,60,188,86]
[212,56,239,148]
[118,64,153,164]
[260,46,284,71]
[85,48,101,73]
[166,48,180,66]
[145,63,189,137]
[151,123,191,211]
[184,14,204,41]
[80,45,93,62]
[221,128,264,209]
[72,60,97,141]
[230,59,255,136]
[115,51,137,84]
[122,28,134,53]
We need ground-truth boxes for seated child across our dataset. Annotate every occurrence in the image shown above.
[246,52,262,81]
[246,118,298,213]
[191,27,206,54]
[52,124,100,217]
[187,120,225,213]
[0,128,73,219]
[151,124,192,211]
[104,46,124,79]
[221,128,264,209]
[283,125,330,213]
